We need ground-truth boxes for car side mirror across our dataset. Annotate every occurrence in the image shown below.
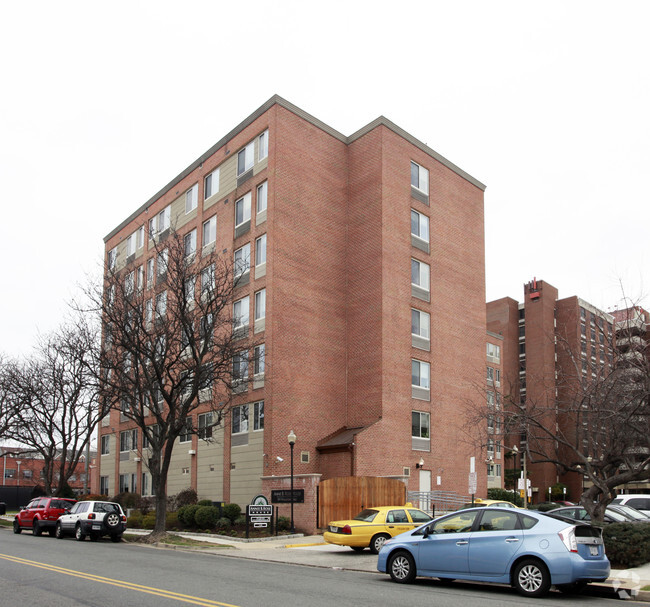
[423,527,430,539]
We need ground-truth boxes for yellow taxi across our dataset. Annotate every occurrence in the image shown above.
[459,498,519,509]
[323,504,433,553]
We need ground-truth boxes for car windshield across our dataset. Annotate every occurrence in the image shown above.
[354,509,379,522]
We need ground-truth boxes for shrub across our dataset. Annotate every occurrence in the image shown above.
[111,492,141,510]
[195,506,219,529]
[487,488,523,507]
[142,512,156,529]
[277,516,291,532]
[165,512,179,530]
[603,523,650,568]
[174,488,198,509]
[127,511,144,528]
[216,517,231,531]
[177,504,201,527]
[234,515,246,526]
[138,496,154,515]
[198,499,213,507]
[222,503,241,523]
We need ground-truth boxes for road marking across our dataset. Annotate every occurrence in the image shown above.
[0,553,240,607]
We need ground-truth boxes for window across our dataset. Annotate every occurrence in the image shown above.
[487,343,501,361]
[255,289,266,321]
[145,299,153,325]
[108,247,117,270]
[201,263,215,295]
[136,265,144,291]
[258,130,268,161]
[185,184,198,213]
[101,435,110,455]
[184,229,197,258]
[125,271,134,296]
[411,259,430,291]
[143,425,159,449]
[185,277,195,303]
[100,476,109,496]
[155,290,167,317]
[233,351,249,383]
[232,404,249,434]
[237,142,254,176]
[235,192,252,227]
[234,243,251,278]
[204,168,220,200]
[179,417,193,443]
[126,232,137,257]
[146,258,154,287]
[142,473,150,496]
[203,216,216,247]
[254,343,265,375]
[200,313,213,344]
[254,400,264,430]
[412,411,430,439]
[152,205,171,235]
[157,249,168,277]
[411,209,429,242]
[198,412,213,440]
[255,234,267,266]
[120,429,137,452]
[257,181,268,213]
[487,366,494,382]
[410,161,429,194]
[411,309,430,340]
[412,359,430,389]
[233,296,250,329]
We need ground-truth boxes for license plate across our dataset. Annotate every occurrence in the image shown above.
[330,526,338,533]
[92,524,101,530]
[589,545,599,556]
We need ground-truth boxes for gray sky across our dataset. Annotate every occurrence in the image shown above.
[1,0,648,356]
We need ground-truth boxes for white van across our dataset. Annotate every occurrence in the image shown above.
[611,494,650,514]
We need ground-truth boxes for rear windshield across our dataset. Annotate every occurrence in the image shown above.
[94,502,121,514]
[354,509,379,522]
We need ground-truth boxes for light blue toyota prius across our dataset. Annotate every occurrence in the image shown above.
[377,507,610,597]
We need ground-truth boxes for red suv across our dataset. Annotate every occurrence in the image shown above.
[13,497,77,536]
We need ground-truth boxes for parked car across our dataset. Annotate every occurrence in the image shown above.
[324,505,433,553]
[550,505,637,524]
[607,504,650,521]
[377,507,609,597]
[55,500,127,542]
[459,498,519,509]
[13,497,76,536]
[611,494,650,515]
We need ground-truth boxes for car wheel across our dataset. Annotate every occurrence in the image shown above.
[513,558,551,598]
[388,551,416,584]
[104,512,120,530]
[13,520,22,534]
[110,534,122,543]
[370,533,391,554]
[33,519,42,536]
[350,546,365,552]
[55,522,65,539]
[556,581,587,594]
[75,524,86,542]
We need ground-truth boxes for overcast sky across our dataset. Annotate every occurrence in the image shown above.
[1,1,648,356]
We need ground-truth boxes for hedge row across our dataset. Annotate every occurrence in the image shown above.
[603,522,650,568]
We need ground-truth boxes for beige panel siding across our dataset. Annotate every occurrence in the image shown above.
[196,428,225,501]
[167,439,195,495]
[229,430,264,506]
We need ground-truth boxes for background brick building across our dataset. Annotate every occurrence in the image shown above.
[100,96,487,531]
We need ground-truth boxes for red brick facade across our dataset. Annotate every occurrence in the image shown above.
[100,96,487,532]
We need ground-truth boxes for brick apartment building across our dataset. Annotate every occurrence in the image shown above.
[99,96,487,531]
[487,279,619,503]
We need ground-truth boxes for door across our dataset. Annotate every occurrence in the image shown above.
[419,470,431,511]
[468,510,523,576]
[418,510,479,574]
[385,509,411,536]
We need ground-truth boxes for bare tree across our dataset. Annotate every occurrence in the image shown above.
[2,317,102,495]
[0,355,19,442]
[90,227,247,539]
[468,307,650,522]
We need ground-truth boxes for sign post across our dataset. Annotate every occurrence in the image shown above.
[246,504,273,539]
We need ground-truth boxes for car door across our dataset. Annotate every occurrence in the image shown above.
[468,510,523,576]
[63,502,86,531]
[418,510,479,575]
[385,509,411,537]
[19,500,39,527]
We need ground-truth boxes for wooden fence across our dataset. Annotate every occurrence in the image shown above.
[318,476,407,527]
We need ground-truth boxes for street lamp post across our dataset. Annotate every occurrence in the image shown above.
[510,445,518,495]
[288,430,296,534]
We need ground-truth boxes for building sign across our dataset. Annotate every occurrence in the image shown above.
[271,489,304,504]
